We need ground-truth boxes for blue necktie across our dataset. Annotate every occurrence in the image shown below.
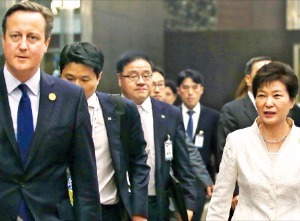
[17,84,34,221]
[17,84,34,163]
[187,110,194,139]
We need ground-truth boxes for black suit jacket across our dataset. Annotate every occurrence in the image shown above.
[151,98,196,216]
[0,69,101,220]
[194,105,220,178]
[217,94,257,154]
[96,92,150,219]
[289,104,300,127]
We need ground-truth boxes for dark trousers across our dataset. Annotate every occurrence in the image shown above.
[148,196,169,221]
[102,203,122,221]
[191,189,206,221]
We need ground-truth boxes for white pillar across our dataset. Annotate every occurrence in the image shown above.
[59,7,74,48]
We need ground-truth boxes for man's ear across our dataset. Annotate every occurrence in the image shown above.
[245,74,252,87]
[177,87,181,96]
[117,73,122,87]
[44,38,50,53]
[97,72,102,84]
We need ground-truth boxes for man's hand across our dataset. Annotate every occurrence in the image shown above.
[206,185,214,198]
[133,215,147,221]
[187,209,193,221]
[231,195,239,210]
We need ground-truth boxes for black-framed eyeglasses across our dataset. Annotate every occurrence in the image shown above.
[121,73,153,82]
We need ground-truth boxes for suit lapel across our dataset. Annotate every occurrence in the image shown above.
[0,69,19,158]
[97,92,121,173]
[151,99,167,184]
[25,73,56,169]
[242,95,257,123]
[195,104,206,138]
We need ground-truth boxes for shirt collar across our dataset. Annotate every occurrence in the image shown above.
[4,65,40,95]
[87,92,98,108]
[182,102,200,114]
[140,96,152,113]
[248,91,256,109]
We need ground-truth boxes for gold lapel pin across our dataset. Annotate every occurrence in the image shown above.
[49,93,56,101]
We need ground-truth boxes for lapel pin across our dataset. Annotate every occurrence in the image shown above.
[108,117,112,121]
[49,93,56,101]
[161,115,165,118]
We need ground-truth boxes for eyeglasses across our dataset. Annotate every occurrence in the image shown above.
[121,73,153,82]
[153,82,165,89]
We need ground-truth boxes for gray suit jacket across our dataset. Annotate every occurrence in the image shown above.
[186,136,213,189]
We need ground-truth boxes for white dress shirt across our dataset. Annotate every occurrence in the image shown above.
[137,96,156,195]
[207,117,300,220]
[248,91,256,109]
[182,102,201,138]
[4,65,40,138]
[88,93,118,205]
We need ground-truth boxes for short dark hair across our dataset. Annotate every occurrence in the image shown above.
[165,79,177,95]
[152,66,165,78]
[177,69,204,87]
[244,56,271,75]
[59,42,104,78]
[116,50,153,73]
[252,61,298,99]
[2,1,54,40]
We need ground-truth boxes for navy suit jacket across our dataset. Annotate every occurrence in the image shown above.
[0,69,101,220]
[151,98,196,215]
[96,91,150,218]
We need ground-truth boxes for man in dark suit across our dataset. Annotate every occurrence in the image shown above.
[60,42,150,221]
[117,50,197,221]
[150,66,214,221]
[0,2,101,220]
[177,69,219,221]
[218,56,272,156]
[217,56,271,219]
